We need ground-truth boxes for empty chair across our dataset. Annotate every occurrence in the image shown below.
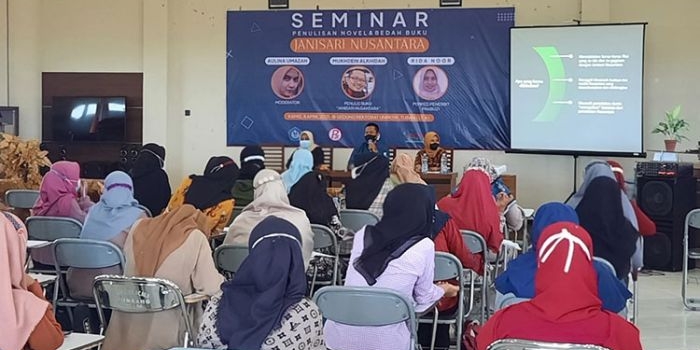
[314,286,418,350]
[5,189,40,209]
[93,275,194,346]
[214,244,249,278]
[486,338,610,350]
[461,230,489,323]
[309,224,339,291]
[338,209,379,232]
[683,208,700,310]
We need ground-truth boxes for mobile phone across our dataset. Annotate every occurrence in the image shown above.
[81,180,87,198]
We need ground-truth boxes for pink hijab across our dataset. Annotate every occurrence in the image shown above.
[33,161,81,217]
[1,212,49,350]
[391,153,425,185]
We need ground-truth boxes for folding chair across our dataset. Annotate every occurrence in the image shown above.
[487,338,610,350]
[4,189,40,209]
[339,209,380,233]
[461,230,489,324]
[25,216,83,273]
[682,208,700,311]
[418,252,465,350]
[52,238,125,324]
[309,224,339,292]
[213,244,248,279]
[313,286,418,350]
[92,275,195,347]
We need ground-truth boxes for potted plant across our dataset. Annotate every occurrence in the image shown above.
[652,105,689,152]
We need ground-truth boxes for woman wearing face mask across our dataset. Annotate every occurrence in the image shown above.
[285,130,328,170]
[414,131,445,172]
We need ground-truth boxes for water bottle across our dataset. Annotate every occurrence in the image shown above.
[440,153,448,174]
[421,153,429,173]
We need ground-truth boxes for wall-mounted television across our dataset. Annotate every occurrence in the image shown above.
[50,96,126,142]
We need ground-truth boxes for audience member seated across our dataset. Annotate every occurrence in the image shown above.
[607,160,656,236]
[347,122,389,169]
[68,171,148,300]
[282,149,314,193]
[168,156,239,235]
[390,153,426,185]
[567,161,639,279]
[437,159,503,258]
[286,130,328,170]
[345,153,393,219]
[231,146,265,207]
[31,161,95,266]
[1,212,64,350]
[288,165,339,227]
[102,205,223,350]
[131,143,171,216]
[477,222,642,350]
[324,183,458,350]
[414,131,446,172]
[224,169,314,268]
[494,202,631,313]
[197,216,325,349]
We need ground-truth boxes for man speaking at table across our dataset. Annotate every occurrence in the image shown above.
[347,122,390,170]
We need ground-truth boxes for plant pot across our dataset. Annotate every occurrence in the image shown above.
[664,139,677,152]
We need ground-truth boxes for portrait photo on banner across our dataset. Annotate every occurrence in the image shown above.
[413,66,449,101]
[271,65,305,100]
[341,66,375,100]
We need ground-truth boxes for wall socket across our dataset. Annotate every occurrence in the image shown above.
[184,109,191,117]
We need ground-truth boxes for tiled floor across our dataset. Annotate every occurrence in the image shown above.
[637,269,700,350]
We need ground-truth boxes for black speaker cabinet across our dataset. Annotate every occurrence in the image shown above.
[636,162,696,271]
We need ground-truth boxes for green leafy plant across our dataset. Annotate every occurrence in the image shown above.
[652,105,690,141]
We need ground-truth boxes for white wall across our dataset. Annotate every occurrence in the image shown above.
[2,0,699,208]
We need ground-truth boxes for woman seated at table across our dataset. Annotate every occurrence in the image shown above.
[477,223,642,350]
[286,130,328,170]
[224,169,314,268]
[345,153,393,219]
[68,171,148,300]
[102,204,224,350]
[1,211,64,350]
[197,216,325,349]
[494,202,631,313]
[324,183,458,350]
[414,131,446,172]
[231,146,265,208]
[168,156,239,235]
[391,153,425,185]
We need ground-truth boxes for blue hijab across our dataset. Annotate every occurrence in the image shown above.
[81,171,144,241]
[281,149,313,193]
[216,216,307,349]
[495,202,632,312]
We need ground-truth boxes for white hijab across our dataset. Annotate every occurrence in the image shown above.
[224,169,314,268]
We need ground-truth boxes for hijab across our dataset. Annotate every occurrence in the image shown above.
[131,143,171,216]
[0,212,50,350]
[281,149,313,193]
[33,161,81,217]
[466,157,498,183]
[354,183,438,285]
[422,131,441,158]
[419,68,442,100]
[238,146,265,181]
[606,160,627,191]
[438,169,503,252]
[185,156,239,210]
[477,223,642,350]
[81,171,144,241]
[300,130,318,150]
[225,169,314,267]
[345,153,390,211]
[288,171,337,225]
[216,216,307,350]
[391,153,425,185]
[131,204,208,277]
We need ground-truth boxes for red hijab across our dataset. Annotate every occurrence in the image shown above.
[477,223,642,350]
[437,170,503,252]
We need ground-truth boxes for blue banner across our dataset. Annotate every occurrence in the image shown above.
[227,8,513,149]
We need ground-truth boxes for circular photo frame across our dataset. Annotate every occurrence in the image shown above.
[413,66,448,101]
[271,66,304,100]
[341,66,375,100]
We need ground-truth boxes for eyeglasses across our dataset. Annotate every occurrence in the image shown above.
[348,76,367,83]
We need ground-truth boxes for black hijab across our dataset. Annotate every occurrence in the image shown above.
[345,153,390,210]
[575,176,639,279]
[354,183,438,285]
[288,171,337,225]
[239,146,265,180]
[184,156,239,210]
[131,143,171,216]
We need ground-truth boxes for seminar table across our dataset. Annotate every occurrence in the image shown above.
[323,171,458,199]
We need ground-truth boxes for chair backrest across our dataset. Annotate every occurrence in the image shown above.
[687,208,700,230]
[313,286,417,348]
[53,238,125,270]
[339,209,380,233]
[321,147,334,167]
[388,148,397,162]
[5,189,40,209]
[214,244,249,276]
[137,204,153,218]
[261,145,285,172]
[487,338,610,350]
[311,224,337,250]
[443,148,454,172]
[460,230,486,254]
[434,252,463,281]
[25,216,83,241]
[592,257,616,275]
